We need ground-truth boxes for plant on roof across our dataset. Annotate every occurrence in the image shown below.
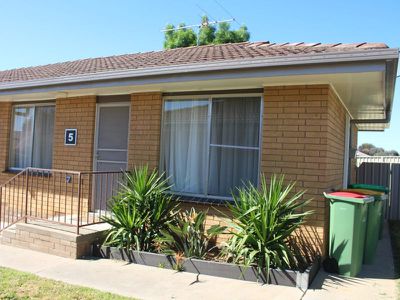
[220,174,313,281]
[156,207,226,259]
[102,166,178,252]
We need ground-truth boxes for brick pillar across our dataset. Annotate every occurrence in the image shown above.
[128,92,162,170]
[0,102,12,183]
[52,96,97,172]
[262,85,347,256]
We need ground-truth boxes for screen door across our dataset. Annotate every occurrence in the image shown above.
[94,103,130,210]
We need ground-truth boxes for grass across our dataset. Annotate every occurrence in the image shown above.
[0,267,134,300]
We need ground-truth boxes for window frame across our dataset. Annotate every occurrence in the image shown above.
[160,93,263,201]
[9,102,56,171]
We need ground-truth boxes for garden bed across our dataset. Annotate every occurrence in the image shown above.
[93,245,320,290]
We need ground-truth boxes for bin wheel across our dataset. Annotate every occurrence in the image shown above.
[322,257,339,274]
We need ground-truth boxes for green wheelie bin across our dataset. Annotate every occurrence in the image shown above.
[324,191,374,277]
[349,183,389,239]
[344,188,387,264]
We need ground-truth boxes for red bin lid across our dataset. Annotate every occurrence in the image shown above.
[324,191,374,204]
[328,191,367,198]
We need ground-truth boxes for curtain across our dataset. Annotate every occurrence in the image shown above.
[10,106,55,169]
[208,98,260,197]
[32,106,55,169]
[9,107,35,169]
[162,100,208,194]
[161,97,261,198]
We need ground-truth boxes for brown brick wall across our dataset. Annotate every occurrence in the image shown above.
[0,102,13,184]
[262,85,347,255]
[326,88,346,190]
[53,96,96,171]
[128,92,162,170]
[0,87,350,256]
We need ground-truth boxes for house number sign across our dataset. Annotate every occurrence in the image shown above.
[65,129,77,146]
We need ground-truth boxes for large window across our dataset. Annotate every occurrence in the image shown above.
[9,104,55,170]
[161,96,261,198]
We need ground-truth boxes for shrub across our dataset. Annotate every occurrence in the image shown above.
[221,174,313,281]
[156,208,226,259]
[102,166,178,251]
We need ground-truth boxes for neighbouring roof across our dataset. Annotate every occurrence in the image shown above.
[0,41,389,84]
[356,150,370,157]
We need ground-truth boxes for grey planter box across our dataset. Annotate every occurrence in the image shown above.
[93,245,319,290]
[93,245,174,269]
[129,250,174,269]
[178,257,320,289]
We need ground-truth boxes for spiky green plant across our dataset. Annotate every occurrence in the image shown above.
[221,174,313,281]
[157,208,226,259]
[102,166,178,251]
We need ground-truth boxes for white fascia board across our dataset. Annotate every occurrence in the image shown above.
[0,48,397,91]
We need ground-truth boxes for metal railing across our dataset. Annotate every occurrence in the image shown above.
[0,168,124,234]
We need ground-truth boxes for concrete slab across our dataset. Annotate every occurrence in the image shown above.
[303,223,398,300]
[0,244,304,300]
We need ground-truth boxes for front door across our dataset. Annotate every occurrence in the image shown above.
[94,103,130,210]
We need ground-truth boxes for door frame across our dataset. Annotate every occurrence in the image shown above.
[93,101,131,172]
[91,101,131,212]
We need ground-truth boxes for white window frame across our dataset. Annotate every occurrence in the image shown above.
[9,102,55,171]
[160,93,263,200]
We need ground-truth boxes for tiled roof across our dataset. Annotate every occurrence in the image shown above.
[0,41,388,84]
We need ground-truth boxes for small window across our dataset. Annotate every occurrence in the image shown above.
[160,96,261,199]
[9,104,55,170]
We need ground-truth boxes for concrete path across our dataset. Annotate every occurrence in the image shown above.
[0,224,397,300]
[303,223,398,300]
[0,244,303,300]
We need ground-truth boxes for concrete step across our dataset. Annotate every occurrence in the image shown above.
[0,222,108,259]
[0,224,17,235]
[0,224,17,245]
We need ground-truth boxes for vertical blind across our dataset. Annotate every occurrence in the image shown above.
[161,96,261,198]
[9,105,55,170]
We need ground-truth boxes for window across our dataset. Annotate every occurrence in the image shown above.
[161,96,261,198]
[9,104,55,170]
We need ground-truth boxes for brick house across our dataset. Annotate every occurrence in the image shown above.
[0,42,398,257]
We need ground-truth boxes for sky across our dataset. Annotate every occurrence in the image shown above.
[0,0,399,150]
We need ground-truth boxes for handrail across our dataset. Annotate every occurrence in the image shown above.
[80,170,125,175]
[0,167,124,234]
[26,167,82,175]
[0,169,27,188]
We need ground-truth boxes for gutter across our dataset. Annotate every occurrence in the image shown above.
[351,49,399,127]
[0,48,398,91]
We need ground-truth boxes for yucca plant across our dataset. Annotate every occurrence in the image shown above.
[157,208,226,259]
[221,174,313,281]
[102,166,178,251]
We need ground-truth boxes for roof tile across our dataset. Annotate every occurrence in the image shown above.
[0,41,389,84]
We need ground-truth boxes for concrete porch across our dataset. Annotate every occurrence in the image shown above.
[0,220,110,258]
